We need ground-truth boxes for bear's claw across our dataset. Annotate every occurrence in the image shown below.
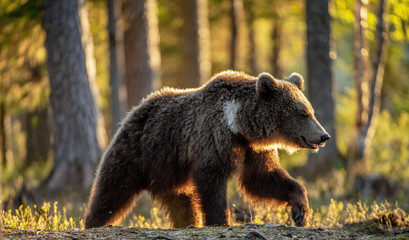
[291,204,307,227]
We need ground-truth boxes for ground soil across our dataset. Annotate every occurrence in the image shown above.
[2,224,409,240]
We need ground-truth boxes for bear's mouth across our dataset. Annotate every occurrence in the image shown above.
[301,135,318,150]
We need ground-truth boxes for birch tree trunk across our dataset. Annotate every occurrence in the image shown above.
[299,0,338,180]
[122,0,161,108]
[178,0,211,87]
[42,0,102,200]
[347,0,370,183]
[348,0,389,183]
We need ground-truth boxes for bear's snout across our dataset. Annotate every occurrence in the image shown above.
[320,134,331,144]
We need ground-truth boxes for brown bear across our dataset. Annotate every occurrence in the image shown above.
[84,71,330,228]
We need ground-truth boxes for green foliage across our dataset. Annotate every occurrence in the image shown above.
[388,0,409,41]
[334,86,409,183]
[383,43,409,115]
[336,89,357,158]
[369,110,409,182]
[0,0,47,112]
[330,0,354,25]
[0,130,52,201]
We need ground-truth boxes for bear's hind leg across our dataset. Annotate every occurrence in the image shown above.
[155,192,201,228]
[84,157,148,228]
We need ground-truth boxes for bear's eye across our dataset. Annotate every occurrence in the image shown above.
[301,111,310,118]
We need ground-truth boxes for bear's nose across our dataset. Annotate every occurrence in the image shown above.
[320,134,331,143]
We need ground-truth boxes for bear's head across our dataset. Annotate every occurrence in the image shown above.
[225,72,330,153]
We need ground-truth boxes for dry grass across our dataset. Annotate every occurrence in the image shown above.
[1,199,408,232]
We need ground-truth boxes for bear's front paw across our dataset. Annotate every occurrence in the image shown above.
[291,203,309,227]
[290,185,310,227]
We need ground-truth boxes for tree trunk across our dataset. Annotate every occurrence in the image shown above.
[81,0,107,149]
[245,2,258,75]
[24,65,51,166]
[24,108,51,165]
[354,0,370,131]
[0,73,5,169]
[297,0,338,180]
[270,17,282,78]
[122,0,161,108]
[230,0,243,70]
[108,0,126,134]
[347,0,371,182]
[0,100,6,168]
[178,0,211,87]
[348,0,389,183]
[42,0,102,200]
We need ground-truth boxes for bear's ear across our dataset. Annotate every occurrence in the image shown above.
[285,72,304,90]
[256,73,278,96]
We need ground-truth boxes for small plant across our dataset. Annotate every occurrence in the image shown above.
[128,207,171,229]
[0,199,407,231]
[0,202,83,230]
[233,199,408,230]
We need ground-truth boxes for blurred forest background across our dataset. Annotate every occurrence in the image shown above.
[0,0,409,225]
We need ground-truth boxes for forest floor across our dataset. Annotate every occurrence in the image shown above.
[2,223,409,240]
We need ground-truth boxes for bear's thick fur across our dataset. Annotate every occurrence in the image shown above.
[84,71,330,228]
